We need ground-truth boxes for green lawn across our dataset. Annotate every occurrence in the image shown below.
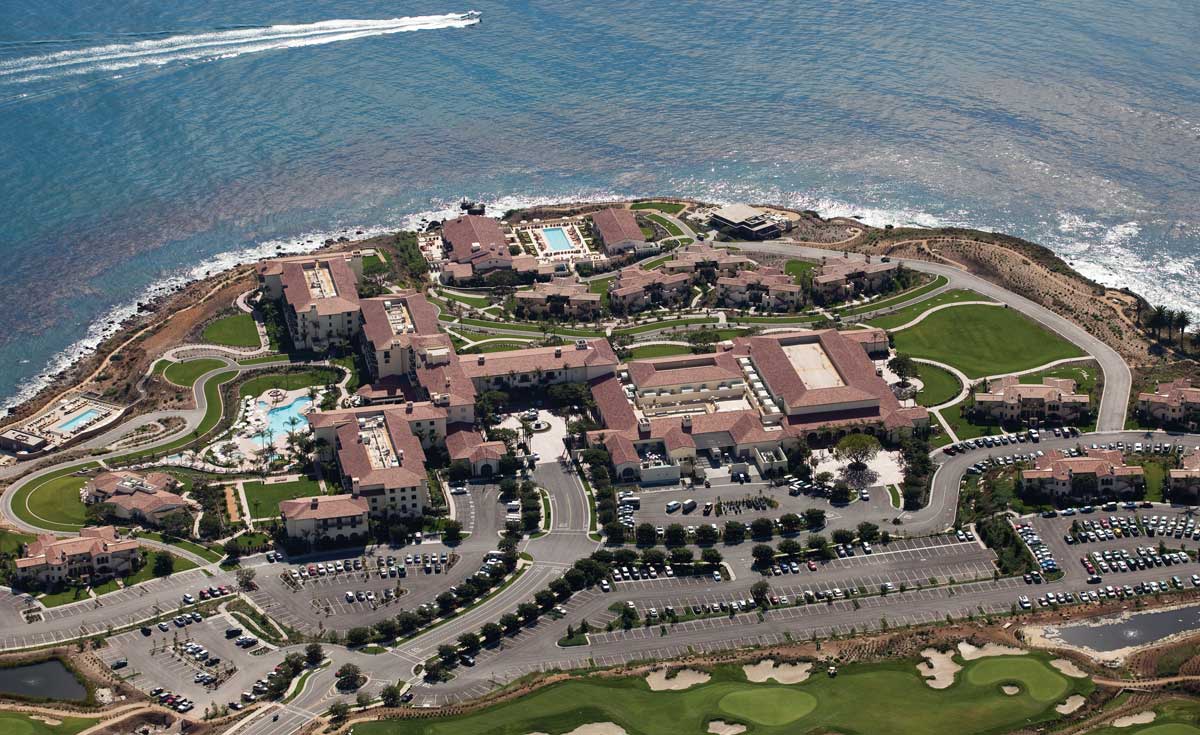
[463,341,536,353]
[22,474,88,529]
[640,254,672,271]
[0,528,35,555]
[891,305,1085,379]
[0,710,96,735]
[136,531,225,563]
[629,344,693,359]
[1138,459,1168,502]
[838,274,950,317]
[151,359,170,375]
[163,358,227,387]
[440,290,491,308]
[238,368,340,400]
[331,354,368,393]
[631,201,686,215]
[202,313,261,348]
[785,259,815,285]
[457,317,602,337]
[244,477,323,519]
[357,654,1090,735]
[645,213,684,237]
[942,400,1003,440]
[866,289,992,329]
[915,362,962,407]
[86,550,198,599]
[238,354,288,365]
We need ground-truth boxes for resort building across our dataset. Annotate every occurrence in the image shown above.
[256,252,364,351]
[280,495,370,544]
[661,243,755,277]
[973,376,1090,424]
[1137,379,1200,429]
[607,266,692,313]
[716,267,805,311]
[811,256,899,303]
[708,204,785,240]
[591,208,651,255]
[1168,451,1200,503]
[445,424,507,477]
[357,292,477,417]
[83,470,191,526]
[15,526,141,585]
[460,339,620,392]
[308,406,438,518]
[587,329,928,483]
[513,277,602,319]
[1021,449,1144,497]
[441,215,537,281]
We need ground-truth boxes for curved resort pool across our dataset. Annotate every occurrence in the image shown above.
[257,396,313,437]
[57,408,102,432]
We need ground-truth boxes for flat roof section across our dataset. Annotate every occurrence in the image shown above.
[304,262,339,299]
[781,341,845,389]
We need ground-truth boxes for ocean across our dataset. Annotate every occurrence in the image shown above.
[1,0,1197,412]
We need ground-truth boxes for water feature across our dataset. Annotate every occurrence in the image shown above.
[0,659,88,702]
[257,396,313,437]
[57,408,102,432]
[1050,603,1200,653]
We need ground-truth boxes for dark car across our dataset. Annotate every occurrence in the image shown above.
[141,626,152,636]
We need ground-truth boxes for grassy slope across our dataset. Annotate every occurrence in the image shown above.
[163,358,226,387]
[892,305,1084,379]
[202,313,260,348]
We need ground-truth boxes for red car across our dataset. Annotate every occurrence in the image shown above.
[807,560,817,571]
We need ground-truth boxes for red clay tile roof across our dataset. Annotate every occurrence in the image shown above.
[459,339,618,379]
[627,352,742,390]
[1023,449,1144,482]
[443,215,512,267]
[280,494,369,521]
[445,423,506,462]
[278,256,361,316]
[591,208,645,246]
[18,526,140,569]
[360,292,442,349]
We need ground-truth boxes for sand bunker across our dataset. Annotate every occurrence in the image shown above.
[30,716,62,726]
[918,648,962,689]
[1113,712,1157,728]
[707,721,747,735]
[957,641,1027,660]
[1050,658,1088,678]
[529,725,628,735]
[1056,695,1086,714]
[646,668,711,691]
[743,659,812,684]
[1001,685,1020,696]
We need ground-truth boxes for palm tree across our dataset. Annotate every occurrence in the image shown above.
[1175,311,1191,350]
[1151,305,1169,341]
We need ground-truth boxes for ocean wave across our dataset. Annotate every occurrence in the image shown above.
[0,13,480,85]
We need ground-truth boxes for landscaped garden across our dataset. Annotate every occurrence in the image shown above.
[243,477,323,519]
[785,259,815,284]
[202,313,261,348]
[163,358,227,388]
[628,344,693,359]
[891,305,1085,379]
[914,362,962,407]
[866,289,991,330]
[355,653,1091,735]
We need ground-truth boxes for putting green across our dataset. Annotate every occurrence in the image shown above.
[717,688,817,726]
[964,658,1069,702]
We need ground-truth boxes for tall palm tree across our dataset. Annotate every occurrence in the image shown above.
[1175,311,1192,350]
[1151,305,1169,341]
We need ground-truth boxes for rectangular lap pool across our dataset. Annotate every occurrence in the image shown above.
[542,227,574,252]
[57,408,102,432]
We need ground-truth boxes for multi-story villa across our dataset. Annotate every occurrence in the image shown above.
[440,215,538,281]
[607,266,692,313]
[15,526,141,585]
[716,267,805,311]
[513,278,602,319]
[811,256,899,303]
[279,495,370,544]
[591,208,652,255]
[1137,379,1200,429]
[1021,449,1144,497]
[256,252,364,351]
[83,470,191,526]
[973,376,1090,424]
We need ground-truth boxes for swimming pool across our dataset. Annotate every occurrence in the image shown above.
[541,227,574,252]
[57,408,102,432]
[257,397,313,436]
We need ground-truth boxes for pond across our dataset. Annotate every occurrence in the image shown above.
[1050,603,1200,653]
[0,659,88,702]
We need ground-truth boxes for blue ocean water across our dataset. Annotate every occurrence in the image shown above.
[1,1,1198,411]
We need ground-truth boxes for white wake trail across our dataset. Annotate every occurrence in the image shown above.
[0,13,480,83]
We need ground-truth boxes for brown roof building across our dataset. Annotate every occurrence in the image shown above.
[716,267,805,311]
[15,526,141,584]
[84,470,190,526]
[280,495,369,543]
[591,208,650,255]
[1137,379,1200,429]
[441,215,536,280]
[256,252,364,351]
[811,256,899,302]
[974,376,1090,424]
[514,278,601,319]
[608,266,692,313]
[1022,449,1144,497]
[461,338,619,391]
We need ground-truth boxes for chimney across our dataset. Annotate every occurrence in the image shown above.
[681,415,692,431]
[477,355,486,365]
[406,401,414,413]
[637,417,651,437]
[554,347,562,358]
[310,497,319,509]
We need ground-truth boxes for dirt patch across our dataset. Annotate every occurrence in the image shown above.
[1056,695,1086,714]
[707,721,747,735]
[1113,712,1157,728]
[529,725,627,735]
[645,668,710,691]
[958,642,1026,660]
[918,648,962,689]
[1001,685,1020,696]
[1050,658,1088,678]
[742,659,812,684]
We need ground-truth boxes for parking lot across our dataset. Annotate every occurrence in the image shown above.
[1024,508,1198,583]
[97,613,277,713]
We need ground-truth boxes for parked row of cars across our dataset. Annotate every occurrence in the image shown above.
[150,687,194,713]
[1018,574,1199,610]
[1014,523,1060,575]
